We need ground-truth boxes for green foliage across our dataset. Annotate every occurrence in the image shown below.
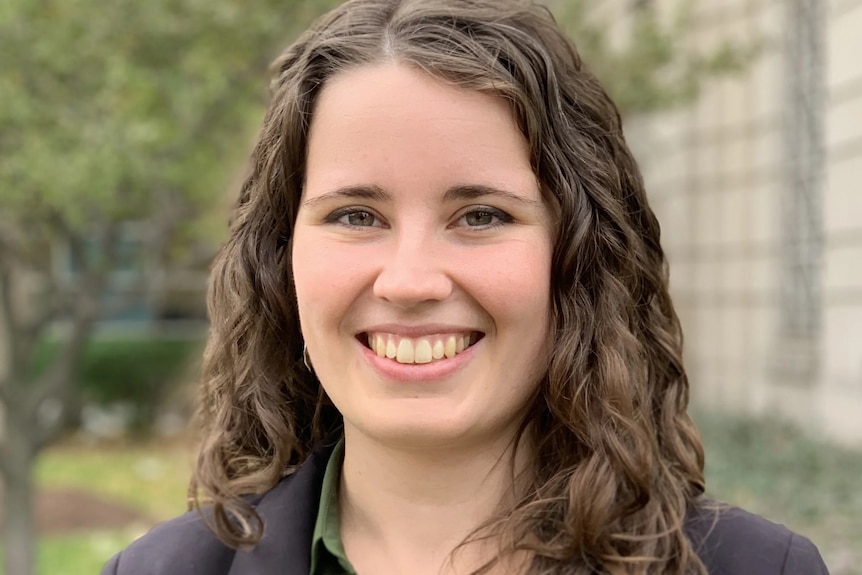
[31,336,205,432]
[79,336,204,429]
[0,0,338,261]
[698,411,862,520]
[554,0,762,116]
[696,411,862,570]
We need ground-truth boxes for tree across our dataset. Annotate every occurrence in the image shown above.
[0,1,336,574]
[552,0,759,115]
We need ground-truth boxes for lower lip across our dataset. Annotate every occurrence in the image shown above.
[359,338,479,383]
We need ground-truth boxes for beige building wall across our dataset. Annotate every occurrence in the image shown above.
[624,0,862,445]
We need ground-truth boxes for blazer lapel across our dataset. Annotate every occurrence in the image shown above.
[227,443,336,575]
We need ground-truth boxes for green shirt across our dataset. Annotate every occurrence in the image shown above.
[309,438,358,575]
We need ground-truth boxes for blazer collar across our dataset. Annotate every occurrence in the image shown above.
[228,441,338,575]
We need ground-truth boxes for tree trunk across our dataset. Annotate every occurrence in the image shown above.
[0,310,97,575]
[2,426,37,575]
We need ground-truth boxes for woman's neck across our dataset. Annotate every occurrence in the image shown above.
[338,425,532,575]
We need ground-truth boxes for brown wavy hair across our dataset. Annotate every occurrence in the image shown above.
[191,0,708,573]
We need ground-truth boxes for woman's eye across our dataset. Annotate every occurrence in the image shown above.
[327,208,381,228]
[465,211,495,226]
[342,210,376,227]
[458,207,512,229]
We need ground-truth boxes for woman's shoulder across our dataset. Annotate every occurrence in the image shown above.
[100,508,235,575]
[686,500,829,575]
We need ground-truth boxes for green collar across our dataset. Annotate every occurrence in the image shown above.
[309,438,357,575]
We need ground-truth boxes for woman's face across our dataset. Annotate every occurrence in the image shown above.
[292,62,553,449]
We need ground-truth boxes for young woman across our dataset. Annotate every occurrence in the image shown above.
[103,1,828,573]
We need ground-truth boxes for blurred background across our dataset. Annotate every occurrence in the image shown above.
[0,0,859,574]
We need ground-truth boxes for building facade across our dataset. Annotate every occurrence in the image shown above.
[624,0,862,444]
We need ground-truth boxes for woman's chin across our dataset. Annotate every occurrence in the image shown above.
[347,416,478,451]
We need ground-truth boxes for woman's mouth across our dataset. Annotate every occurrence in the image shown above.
[359,332,484,365]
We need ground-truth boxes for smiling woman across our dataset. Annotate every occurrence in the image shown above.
[293,63,553,454]
[102,1,828,575]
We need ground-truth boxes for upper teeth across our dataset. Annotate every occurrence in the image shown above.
[367,333,475,364]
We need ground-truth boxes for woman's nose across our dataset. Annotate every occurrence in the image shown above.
[372,234,454,308]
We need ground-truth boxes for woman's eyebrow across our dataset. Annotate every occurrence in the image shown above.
[302,185,391,208]
[302,183,539,208]
[443,184,540,206]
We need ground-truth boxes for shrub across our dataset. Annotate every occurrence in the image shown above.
[31,334,205,433]
[80,336,204,430]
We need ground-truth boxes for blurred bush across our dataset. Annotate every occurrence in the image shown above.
[31,336,205,433]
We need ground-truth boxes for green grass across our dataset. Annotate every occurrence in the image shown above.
[2,440,193,574]
[37,530,143,575]
[35,440,192,521]
[3,413,859,574]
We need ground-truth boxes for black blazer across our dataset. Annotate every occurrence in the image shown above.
[102,445,829,575]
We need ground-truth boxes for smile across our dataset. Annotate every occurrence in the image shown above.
[362,332,482,365]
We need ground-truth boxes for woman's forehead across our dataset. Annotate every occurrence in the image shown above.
[304,62,539,203]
